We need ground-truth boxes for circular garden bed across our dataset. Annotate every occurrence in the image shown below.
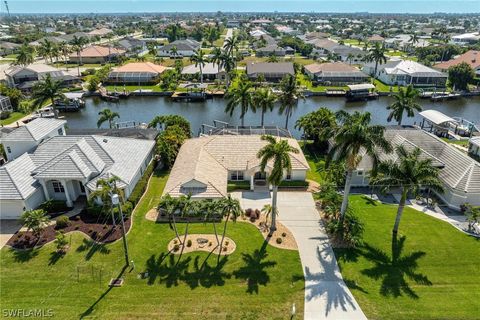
[167,234,236,255]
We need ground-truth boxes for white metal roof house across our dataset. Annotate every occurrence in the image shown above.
[1,118,67,161]
[5,64,80,91]
[347,126,480,210]
[362,59,447,87]
[469,137,480,158]
[181,62,226,81]
[163,134,309,199]
[0,133,155,219]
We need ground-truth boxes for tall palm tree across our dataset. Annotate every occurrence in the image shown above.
[367,42,387,79]
[158,194,182,244]
[224,34,239,59]
[252,87,276,126]
[278,74,304,129]
[31,74,65,118]
[178,194,194,256]
[218,52,235,87]
[328,111,392,217]
[60,44,72,67]
[225,78,253,126]
[370,146,443,236]
[39,39,54,63]
[409,33,419,51]
[97,108,120,128]
[88,175,123,223]
[170,46,178,59]
[387,85,422,125]
[70,35,87,76]
[218,195,241,260]
[190,49,207,84]
[346,53,355,65]
[257,135,299,232]
[15,43,36,66]
[211,46,223,67]
[203,200,222,248]
[147,43,157,57]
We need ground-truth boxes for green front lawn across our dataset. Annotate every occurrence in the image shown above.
[373,79,400,93]
[0,169,304,319]
[0,112,26,126]
[441,138,469,148]
[335,195,480,320]
[301,143,328,184]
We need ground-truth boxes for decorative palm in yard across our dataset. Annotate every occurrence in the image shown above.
[15,43,36,66]
[386,85,422,125]
[97,108,120,128]
[328,111,392,217]
[19,209,50,239]
[278,74,304,129]
[158,194,182,244]
[89,175,124,222]
[224,34,239,60]
[31,74,65,118]
[295,107,337,150]
[225,77,253,126]
[190,49,207,84]
[367,42,387,79]
[218,195,241,260]
[218,52,235,88]
[70,35,88,76]
[257,135,299,232]
[203,199,222,248]
[252,87,276,126]
[370,145,443,237]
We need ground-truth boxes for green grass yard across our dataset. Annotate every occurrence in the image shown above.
[335,195,480,320]
[0,112,26,126]
[0,170,304,319]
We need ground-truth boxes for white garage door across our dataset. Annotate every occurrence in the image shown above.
[0,200,25,219]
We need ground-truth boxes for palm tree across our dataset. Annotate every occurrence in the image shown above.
[170,46,178,59]
[261,204,277,226]
[31,74,65,118]
[257,135,299,232]
[88,175,124,223]
[295,107,337,149]
[178,194,194,256]
[210,46,223,67]
[370,146,443,236]
[190,49,207,84]
[267,54,279,63]
[387,85,422,125]
[15,43,36,66]
[97,108,120,128]
[20,209,50,239]
[225,78,253,126]
[252,87,276,126]
[70,35,87,76]
[158,194,182,244]
[328,111,392,217]
[346,53,355,65]
[224,34,239,59]
[39,39,54,63]
[219,195,241,260]
[147,43,158,57]
[367,42,387,79]
[409,33,419,51]
[218,52,235,87]
[278,74,304,129]
[203,200,222,248]
[60,44,72,67]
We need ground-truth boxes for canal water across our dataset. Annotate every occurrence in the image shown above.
[63,96,480,138]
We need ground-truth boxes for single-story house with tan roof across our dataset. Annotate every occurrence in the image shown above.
[69,45,126,64]
[108,62,168,84]
[304,62,368,84]
[88,28,114,37]
[433,50,480,76]
[163,134,309,199]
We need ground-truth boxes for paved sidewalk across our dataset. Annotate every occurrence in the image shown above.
[0,220,21,249]
[233,191,367,320]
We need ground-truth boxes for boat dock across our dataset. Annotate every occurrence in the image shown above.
[99,87,120,102]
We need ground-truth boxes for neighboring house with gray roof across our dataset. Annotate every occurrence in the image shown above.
[1,118,67,161]
[255,45,286,57]
[246,62,295,82]
[0,133,155,218]
[158,39,201,57]
[5,64,80,91]
[164,134,309,199]
[345,126,480,209]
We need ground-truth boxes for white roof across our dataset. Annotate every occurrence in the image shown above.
[419,110,456,125]
[181,62,224,75]
[1,118,66,142]
[347,83,375,90]
[0,153,39,200]
[470,137,480,148]
[5,64,61,77]
[380,60,446,78]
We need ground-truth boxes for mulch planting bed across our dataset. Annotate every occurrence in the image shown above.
[6,211,131,250]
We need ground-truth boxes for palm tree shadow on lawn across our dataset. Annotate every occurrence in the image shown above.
[360,235,432,299]
[76,238,111,261]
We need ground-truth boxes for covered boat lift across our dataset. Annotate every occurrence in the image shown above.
[419,109,478,138]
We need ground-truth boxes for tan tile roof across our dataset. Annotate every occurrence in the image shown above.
[71,45,125,58]
[163,135,309,198]
[433,50,480,71]
[112,62,167,74]
[304,62,362,74]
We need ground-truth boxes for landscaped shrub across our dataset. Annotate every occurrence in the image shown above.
[225,241,229,246]
[255,209,261,218]
[39,200,69,213]
[276,237,283,244]
[86,204,103,217]
[186,239,192,247]
[325,210,364,248]
[245,208,252,217]
[127,160,157,207]
[173,244,180,252]
[55,215,70,229]
[281,232,287,237]
[112,201,134,217]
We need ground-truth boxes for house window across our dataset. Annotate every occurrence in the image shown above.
[6,146,11,153]
[286,170,292,180]
[357,170,364,176]
[230,171,244,181]
[52,181,65,193]
[58,128,63,135]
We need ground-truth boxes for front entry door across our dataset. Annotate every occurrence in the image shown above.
[79,181,86,194]
[254,171,266,180]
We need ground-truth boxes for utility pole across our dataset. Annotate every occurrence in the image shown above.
[111,194,129,267]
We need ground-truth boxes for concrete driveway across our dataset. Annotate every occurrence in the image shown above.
[232,191,366,320]
[0,220,21,249]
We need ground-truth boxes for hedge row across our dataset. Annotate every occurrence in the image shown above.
[39,199,70,213]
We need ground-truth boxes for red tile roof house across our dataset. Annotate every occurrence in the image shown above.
[107,62,168,84]
[433,50,480,77]
[69,45,126,64]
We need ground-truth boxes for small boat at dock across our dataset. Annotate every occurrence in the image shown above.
[346,84,378,102]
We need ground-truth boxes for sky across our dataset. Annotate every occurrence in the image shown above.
[2,0,479,14]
